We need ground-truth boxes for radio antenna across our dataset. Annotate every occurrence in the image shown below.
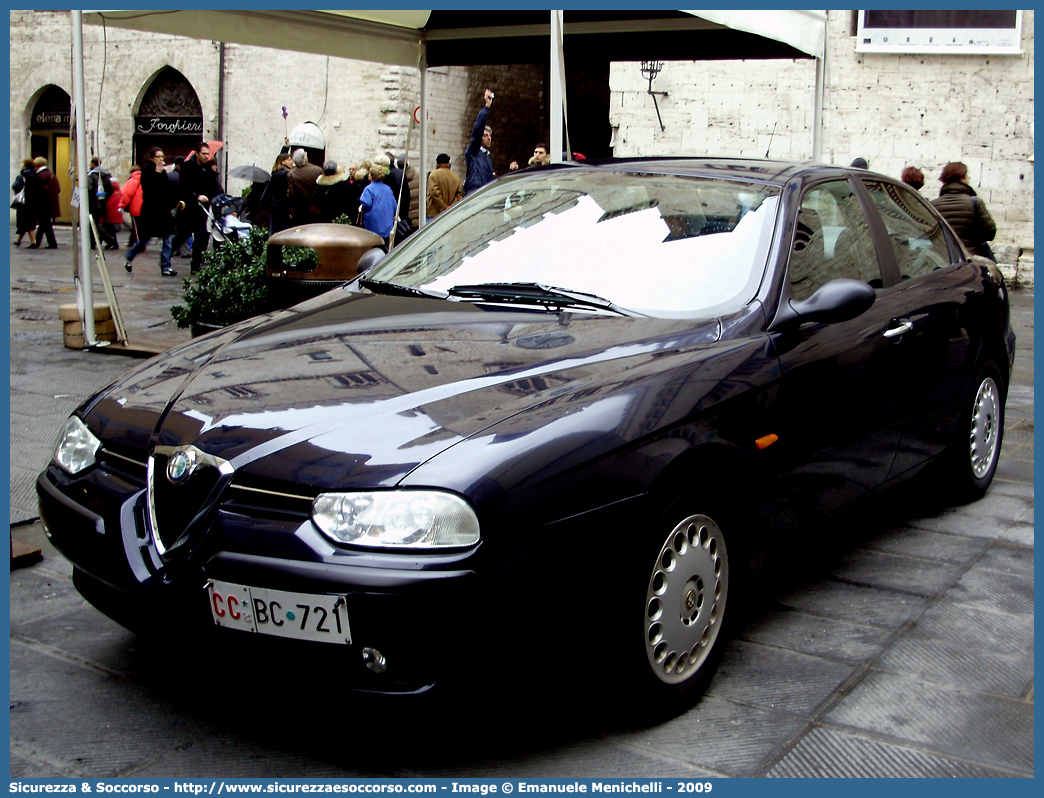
[765,122,777,158]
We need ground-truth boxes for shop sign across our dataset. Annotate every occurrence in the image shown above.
[135,116,204,136]
[33,110,71,131]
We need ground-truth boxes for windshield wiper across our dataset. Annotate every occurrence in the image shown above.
[446,283,643,316]
[359,279,449,301]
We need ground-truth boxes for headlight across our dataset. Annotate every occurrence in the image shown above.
[53,416,101,475]
[312,490,480,550]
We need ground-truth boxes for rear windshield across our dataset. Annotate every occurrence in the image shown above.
[366,171,780,318]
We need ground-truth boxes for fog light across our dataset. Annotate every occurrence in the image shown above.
[362,647,387,674]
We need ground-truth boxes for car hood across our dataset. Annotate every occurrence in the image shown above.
[86,290,722,490]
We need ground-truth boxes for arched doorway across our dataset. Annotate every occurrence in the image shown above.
[30,85,72,223]
[133,67,204,166]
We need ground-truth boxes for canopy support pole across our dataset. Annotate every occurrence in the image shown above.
[419,46,428,228]
[549,10,567,163]
[813,53,825,161]
[72,10,96,346]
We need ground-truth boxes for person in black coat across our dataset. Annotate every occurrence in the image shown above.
[124,147,178,276]
[259,148,293,233]
[13,159,37,246]
[315,161,354,222]
[930,161,997,260]
[384,151,412,229]
[179,141,224,272]
[27,156,60,249]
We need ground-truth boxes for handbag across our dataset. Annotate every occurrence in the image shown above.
[396,218,413,241]
[10,188,25,208]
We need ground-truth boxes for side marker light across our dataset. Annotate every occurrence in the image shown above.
[755,433,779,450]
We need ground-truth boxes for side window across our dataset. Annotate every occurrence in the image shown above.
[862,180,953,281]
[788,181,881,301]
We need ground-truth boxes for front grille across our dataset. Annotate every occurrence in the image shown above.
[98,448,147,486]
[222,483,315,522]
[150,452,228,550]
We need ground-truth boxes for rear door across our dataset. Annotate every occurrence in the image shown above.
[856,178,979,479]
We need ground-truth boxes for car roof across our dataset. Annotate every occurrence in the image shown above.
[540,157,879,186]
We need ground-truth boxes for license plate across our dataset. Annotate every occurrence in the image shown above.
[207,580,351,645]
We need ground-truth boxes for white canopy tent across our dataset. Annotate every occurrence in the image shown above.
[73,9,827,344]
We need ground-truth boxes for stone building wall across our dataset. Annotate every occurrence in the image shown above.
[9,10,220,185]
[10,10,1034,283]
[609,10,1035,285]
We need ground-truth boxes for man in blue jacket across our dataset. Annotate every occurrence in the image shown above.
[464,89,495,195]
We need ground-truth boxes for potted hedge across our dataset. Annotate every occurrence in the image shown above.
[171,225,274,337]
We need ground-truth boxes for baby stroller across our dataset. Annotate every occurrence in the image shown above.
[203,193,252,245]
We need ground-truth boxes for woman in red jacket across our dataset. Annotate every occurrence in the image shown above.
[105,178,124,250]
[119,166,144,248]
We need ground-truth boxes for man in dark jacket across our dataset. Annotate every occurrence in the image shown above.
[464,89,495,195]
[27,156,60,249]
[930,161,997,260]
[124,147,178,275]
[286,148,323,225]
[180,141,223,272]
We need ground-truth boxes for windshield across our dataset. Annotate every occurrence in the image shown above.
[364,171,780,318]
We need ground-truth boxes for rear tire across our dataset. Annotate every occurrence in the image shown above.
[943,360,1005,501]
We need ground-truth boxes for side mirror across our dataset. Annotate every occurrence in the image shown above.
[356,247,386,276]
[770,278,876,330]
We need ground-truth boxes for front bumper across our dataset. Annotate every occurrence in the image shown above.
[37,466,477,693]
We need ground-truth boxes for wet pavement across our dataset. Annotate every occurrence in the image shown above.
[7,224,1034,777]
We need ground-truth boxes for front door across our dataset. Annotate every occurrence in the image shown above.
[768,178,902,519]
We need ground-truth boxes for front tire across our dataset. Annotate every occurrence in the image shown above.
[614,496,744,724]
[644,513,729,687]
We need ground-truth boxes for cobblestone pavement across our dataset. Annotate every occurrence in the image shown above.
[8,226,1033,777]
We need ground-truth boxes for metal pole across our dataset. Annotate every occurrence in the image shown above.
[419,46,428,229]
[72,10,96,346]
[813,53,825,162]
[549,10,565,163]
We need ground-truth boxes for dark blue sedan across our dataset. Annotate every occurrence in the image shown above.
[38,159,1014,716]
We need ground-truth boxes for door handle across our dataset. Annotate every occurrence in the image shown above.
[883,320,913,338]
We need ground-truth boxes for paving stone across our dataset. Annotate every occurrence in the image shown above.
[904,510,1017,540]
[128,733,391,778]
[822,671,1034,774]
[907,599,1034,656]
[773,579,930,631]
[993,456,1035,484]
[946,563,1034,615]
[741,607,886,665]
[414,737,715,779]
[998,523,1034,547]
[9,641,220,777]
[987,479,1036,500]
[976,542,1035,576]
[872,635,1033,698]
[956,492,1036,523]
[8,555,84,627]
[825,548,967,597]
[704,640,856,717]
[766,725,1021,778]
[859,526,988,564]
[615,695,806,777]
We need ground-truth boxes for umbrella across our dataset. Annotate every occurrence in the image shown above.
[208,139,224,154]
[229,165,270,182]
